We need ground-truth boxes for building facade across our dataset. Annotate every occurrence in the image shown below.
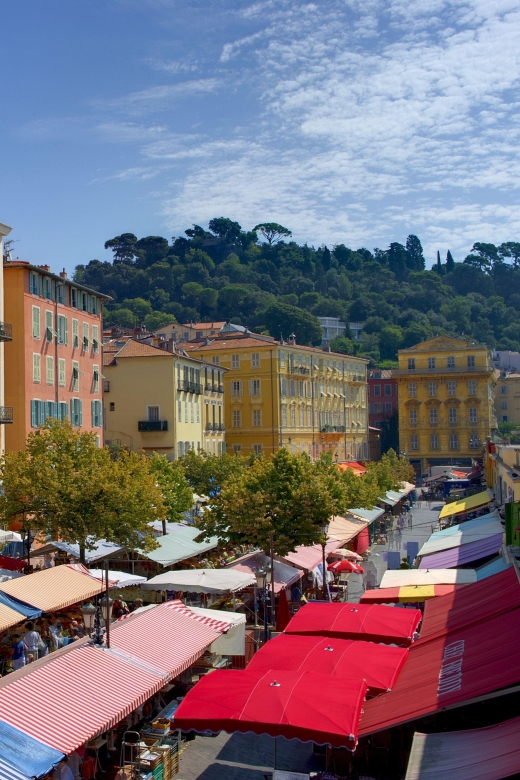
[368,369,398,428]
[495,373,520,425]
[3,261,108,451]
[0,224,13,456]
[184,332,369,460]
[104,339,225,458]
[485,442,520,505]
[395,337,497,474]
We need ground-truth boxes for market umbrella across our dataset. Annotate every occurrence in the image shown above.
[328,560,364,574]
[276,588,291,632]
[330,549,363,561]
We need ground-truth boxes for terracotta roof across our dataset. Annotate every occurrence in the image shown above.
[107,339,173,360]
[4,260,111,300]
[182,333,367,361]
[182,321,227,329]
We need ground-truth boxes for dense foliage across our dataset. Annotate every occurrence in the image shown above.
[74,222,520,363]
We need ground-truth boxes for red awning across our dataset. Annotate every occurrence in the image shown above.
[354,526,370,555]
[247,634,408,695]
[419,567,520,642]
[361,585,459,605]
[359,606,520,736]
[285,602,422,646]
[174,669,367,748]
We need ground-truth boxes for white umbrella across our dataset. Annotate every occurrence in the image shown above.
[88,569,147,589]
[141,569,256,594]
[329,548,363,561]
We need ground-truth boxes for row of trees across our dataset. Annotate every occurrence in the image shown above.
[74,220,520,363]
[0,421,413,559]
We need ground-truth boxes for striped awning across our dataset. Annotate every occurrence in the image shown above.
[0,604,29,634]
[164,601,233,633]
[0,566,103,612]
[0,757,31,780]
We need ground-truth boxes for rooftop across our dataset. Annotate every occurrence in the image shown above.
[3,260,111,300]
[181,331,367,361]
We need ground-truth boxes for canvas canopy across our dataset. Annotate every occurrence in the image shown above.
[141,569,256,593]
[0,720,63,779]
[142,523,218,567]
[88,570,147,588]
[228,552,302,593]
[438,489,493,520]
[418,533,503,569]
[280,541,343,573]
[328,516,371,545]
[418,514,503,557]
[361,585,460,605]
[247,634,408,695]
[0,566,103,612]
[380,569,477,588]
[284,602,421,646]
[174,669,367,748]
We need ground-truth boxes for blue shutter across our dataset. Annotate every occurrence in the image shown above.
[60,402,68,421]
[53,402,59,419]
[78,400,83,427]
[45,401,53,420]
[70,399,75,426]
[31,401,38,428]
[39,402,46,426]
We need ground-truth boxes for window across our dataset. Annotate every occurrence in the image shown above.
[500,385,508,394]
[212,356,220,365]
[429,382,437,397]
[71,398,83,427]
[501,401,508,410]
[231,355,240,369]
[428,357,436,369]
[233,444,242,453]
[184,401,188,423]
[408,358,415,370]
[449,433,459,449]
[58,358,66,387]
[448,407,457,423]
[91,400,102,428]
[57,315,68,345]
[410,435,418,450]
[373,385,381,396]
[110,402,115,412]
[190,401,194,423]
[469,433,480,449]
[46,356,54,385]
[467,355,475,367]
[70,288,77,308]
[83,323,89,351]
[429,408,438,424]
[408,383,417,398]
[33,354,41,383]
[45,311,53,342]
[92,325,99,354]
[148,406,160,422]
[447,381,456,396]
[502,415,508,422]
[232,409,241,427]
[30,272,41,296]
[385,402,392,414]
[469,407,478,423]
[307,407,312,426]
[468,380,477,396]
[93,365,100,393]
[58,402,68,421]
[281,405,287,426]
[72,361,79,392]
[280,352,286,367]
[384,384,392,396]
[290,405,296,426]
[178,400,182,422]
[231,381,242,397]
[430,434,439,450]
[253,409,261,427]
[32,307,40,339]
[253,444,262,455]
[409,409,417,425]
[250,380,261,396]
[72,319,79,349]
[251,353,260,368]
[299,406,304,427]
[56,283,65,304]
[447,356,455,368]
[44,277,53,301]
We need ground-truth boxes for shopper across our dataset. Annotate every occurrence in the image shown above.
[387,528,395,550]
[395,527,402,550]
[407,511,413,528]
[112,595,129,617]
[10,634,27,671]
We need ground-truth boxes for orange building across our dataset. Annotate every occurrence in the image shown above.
[4,261,110,451]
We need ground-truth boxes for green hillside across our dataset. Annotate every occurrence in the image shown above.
[73,220,520,365]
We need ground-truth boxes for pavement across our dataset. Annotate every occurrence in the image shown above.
[177,499,444,779]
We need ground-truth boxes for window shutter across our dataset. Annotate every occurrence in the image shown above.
[91,401,95,427]
[39,402,46,426]
[248,380,253,396]
[79,400,83,427]
[70,399,75,425]
[229,380,234,396]
[31,401,38,428]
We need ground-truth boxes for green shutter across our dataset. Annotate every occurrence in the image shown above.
[79,400,83,427]
[31,401,38,428]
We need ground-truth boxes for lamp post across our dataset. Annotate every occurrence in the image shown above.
[321,521,330,601]
[19,522,33,573]
[81,601,104,645]
[255,567,271,644]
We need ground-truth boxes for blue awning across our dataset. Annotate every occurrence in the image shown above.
[476,556,512,581]
[0,720,63,778]
[0,593,41,621]
[0,544,24,560]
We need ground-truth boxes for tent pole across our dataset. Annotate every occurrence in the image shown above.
[273,736,277,769]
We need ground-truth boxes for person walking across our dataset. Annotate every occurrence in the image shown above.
[395,527,402,550]
[10,634,27,671]
[23,622,42,662]
[388,527,395,550]
[407,511,413,528]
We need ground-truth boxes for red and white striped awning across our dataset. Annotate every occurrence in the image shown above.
[164,600,233,633]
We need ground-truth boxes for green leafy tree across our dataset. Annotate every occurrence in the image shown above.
[446,250,455,272]
[253,223,292,245]
[264,301,322,346]
[406,235,425,270]
[180,450,246,497]
[208,218,243,242]
[0,420,163,562]
[149,454,193,534]
[144,311,171,330]
[104,234,139,264]
[329,335,356,355]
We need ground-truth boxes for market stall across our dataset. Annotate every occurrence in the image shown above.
[141,569,255,594]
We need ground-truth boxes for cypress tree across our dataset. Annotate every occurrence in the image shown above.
[446,250,455,272]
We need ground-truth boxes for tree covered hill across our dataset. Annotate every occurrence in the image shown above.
[73,219,520,365]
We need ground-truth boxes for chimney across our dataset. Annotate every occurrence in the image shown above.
[38,264,51,272]
[289,333,296,345]
[60,269,68,279]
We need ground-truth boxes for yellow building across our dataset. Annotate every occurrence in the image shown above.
[485,442,520,505]
[395,337,497,474]
[184,332,369,460]
[495,373,520,426]
[104,339,225,458]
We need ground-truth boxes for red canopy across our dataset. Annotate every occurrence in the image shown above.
[359,606,520,736]
[419,567,520,642]
[284,602,422,646]
[0,556,25,573]
[174,669,367,748]
[275,589,291,632]
[247,634,408,695]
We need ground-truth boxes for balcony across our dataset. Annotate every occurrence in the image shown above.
[320,425,346,433]
[103,380,110,393]
[177,380,203,394]
[138,420,168,432]
[393,364,493,376]
[0,407,13,424]
[217,422,225,431]
[0,323,13,342]
[205,422,214,431]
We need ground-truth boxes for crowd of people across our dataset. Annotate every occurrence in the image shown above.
[387,509,413,551]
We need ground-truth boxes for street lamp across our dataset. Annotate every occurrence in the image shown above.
[19,523,34,573]
[320,521,330,601]
[81,601,104,645]
[255,566,271,643]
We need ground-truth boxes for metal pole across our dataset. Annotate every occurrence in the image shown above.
[270,534,276,628]
[273,737,277,769]
[322,542,327,601]
[264,589,269,644]
[254,585,259,627]
[105,559,110,648]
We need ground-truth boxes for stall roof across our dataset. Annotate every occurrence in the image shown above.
[247,634,408,696]
[438,489,493,519]
[360,584,460,604]
[380,569,477,588]
[349,506,385,523]
[0,720,63,779]
[418,515,503,558]
[419,567,520,642]
[328,515,371,545]
[0,593,40,623]
[0,603,31,634]
[143,523,218,567]
[32,539,122,563]
[277,541,343,573]
[228,552,302,593]
[87,570,147,589]
[284,602,422,646]
[476,556,512,580]
[163,600,235,633]
[0,566,103,612]
[359,605,520,736]
[418,533,503,569]
[405,716,520,780]
[141,568,256,593]
[174,669,367,749]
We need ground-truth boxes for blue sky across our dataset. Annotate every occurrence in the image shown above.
[2,0,520,273]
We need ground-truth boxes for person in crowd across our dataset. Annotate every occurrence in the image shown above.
[395,527,402,550]
[387,527,395,550]
[400,557,410,569]
[48,616,62,649]
[112,595,129,617]
[407,510,413,528]
[10,633,27,671]
[398,512,405,529]
[53,759,74,780]
[23,622,42,661]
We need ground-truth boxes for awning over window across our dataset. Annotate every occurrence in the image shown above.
[247,634,408,696]
[174,669,367,749]
[418,534,503,569]
[380,569,477,588]
[0,566,103,612]
[438,489,493,520]
[0,720,63,779]
[284,602,422,646]
[418,513,503,558]
[405,716,520,780]
[359,602,520,736]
